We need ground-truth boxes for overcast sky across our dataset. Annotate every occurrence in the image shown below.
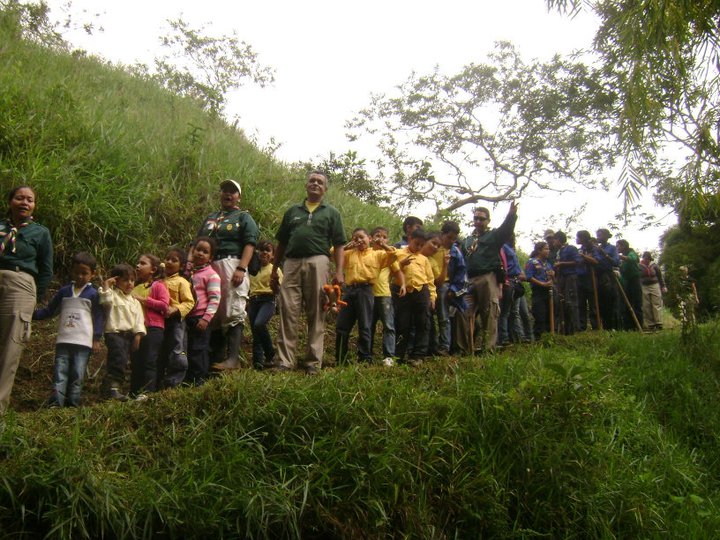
[46,0,675,250]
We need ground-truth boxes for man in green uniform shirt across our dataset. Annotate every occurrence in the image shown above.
[455,201,518,354]
[271,171,346,373]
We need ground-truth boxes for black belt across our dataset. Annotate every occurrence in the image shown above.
[250,293,275,300]
[346,282,372,288]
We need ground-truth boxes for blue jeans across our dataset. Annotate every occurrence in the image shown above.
[248,295,276,367]
[371,296,395,357]
[50,343,90,407]
[434,283,451,353]
[160,317,188,389]
[517,296,533,342]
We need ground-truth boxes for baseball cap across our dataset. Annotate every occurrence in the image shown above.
[220,179,241,194]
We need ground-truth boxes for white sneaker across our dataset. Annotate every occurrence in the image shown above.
[135,393,149,402]
[382,357,395,367]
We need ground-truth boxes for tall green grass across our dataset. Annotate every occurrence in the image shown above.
[0,10,401,277]
[2,330,719,538]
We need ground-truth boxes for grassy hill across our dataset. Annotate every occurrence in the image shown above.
[0,8,401,276]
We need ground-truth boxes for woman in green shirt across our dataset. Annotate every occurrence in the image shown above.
[0,186,53,412]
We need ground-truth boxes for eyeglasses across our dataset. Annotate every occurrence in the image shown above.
[473,216,488,222]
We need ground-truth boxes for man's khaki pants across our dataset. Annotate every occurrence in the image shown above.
[276,255,330,371]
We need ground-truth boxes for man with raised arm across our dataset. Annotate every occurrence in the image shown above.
[455,201,518,354]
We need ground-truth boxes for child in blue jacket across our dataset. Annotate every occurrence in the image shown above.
[33,252,104,407]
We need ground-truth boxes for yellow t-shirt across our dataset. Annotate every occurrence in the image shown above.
[429,247,449,282]
[343,247,396,286]
[394,247,437,302]
[250,263,282,296]
[163,274,195,319]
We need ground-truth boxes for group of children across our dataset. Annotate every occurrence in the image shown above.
[35,235,283,406]
[336,220,462,368]
[36,216,466,406]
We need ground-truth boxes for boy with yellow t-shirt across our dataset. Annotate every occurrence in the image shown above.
[335,228,397,365]
[370,227,405,366]
[393,228,436,367]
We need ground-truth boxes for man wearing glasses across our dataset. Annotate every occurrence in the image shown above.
[455,201,519,354]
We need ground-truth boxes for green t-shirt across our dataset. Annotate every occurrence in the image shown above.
[276,200,346,258]
[462,212,517,277]
[619,249,640,281]
[0,219,53,299]
[199,209,259,259]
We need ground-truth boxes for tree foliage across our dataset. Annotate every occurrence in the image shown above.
[152,18,275,114]
[0,0,65,48]
[348,43,617,217]
[660,223,720,317]
[549,0,720,219]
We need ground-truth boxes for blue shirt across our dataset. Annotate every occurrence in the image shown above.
[596,242,619,273]
[33,282,104,342]
[556,244,581,277]
[502,244,522,277]
[577,245,602,276]
[525,257,552,286]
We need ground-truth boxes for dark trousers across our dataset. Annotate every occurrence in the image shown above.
[186,316,211,385]
[531,287,550,339]
[621,276,644,330]
[577,273,598,330]
[498,282,515,344]
[394,286,430,361]
[556,274,580,335]
[336,284,374,364]
[131,326,163,396]
[597,271,619,330]
[248,295,276,368]
[102,332,135,394]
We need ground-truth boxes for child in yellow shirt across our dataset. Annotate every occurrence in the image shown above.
[160,247,195,388]
[370,227,405,365]
[394,228,436,366]
[336,227,397,365]
[248,240,282,370]
[421,231,450,356]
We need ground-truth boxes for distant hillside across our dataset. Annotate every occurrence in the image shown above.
[0,9,400,277]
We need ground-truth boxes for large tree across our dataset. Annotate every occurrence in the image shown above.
[347,43,618,217]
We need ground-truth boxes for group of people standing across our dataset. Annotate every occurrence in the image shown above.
[519,228,666,343]
[0,173,668,412]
